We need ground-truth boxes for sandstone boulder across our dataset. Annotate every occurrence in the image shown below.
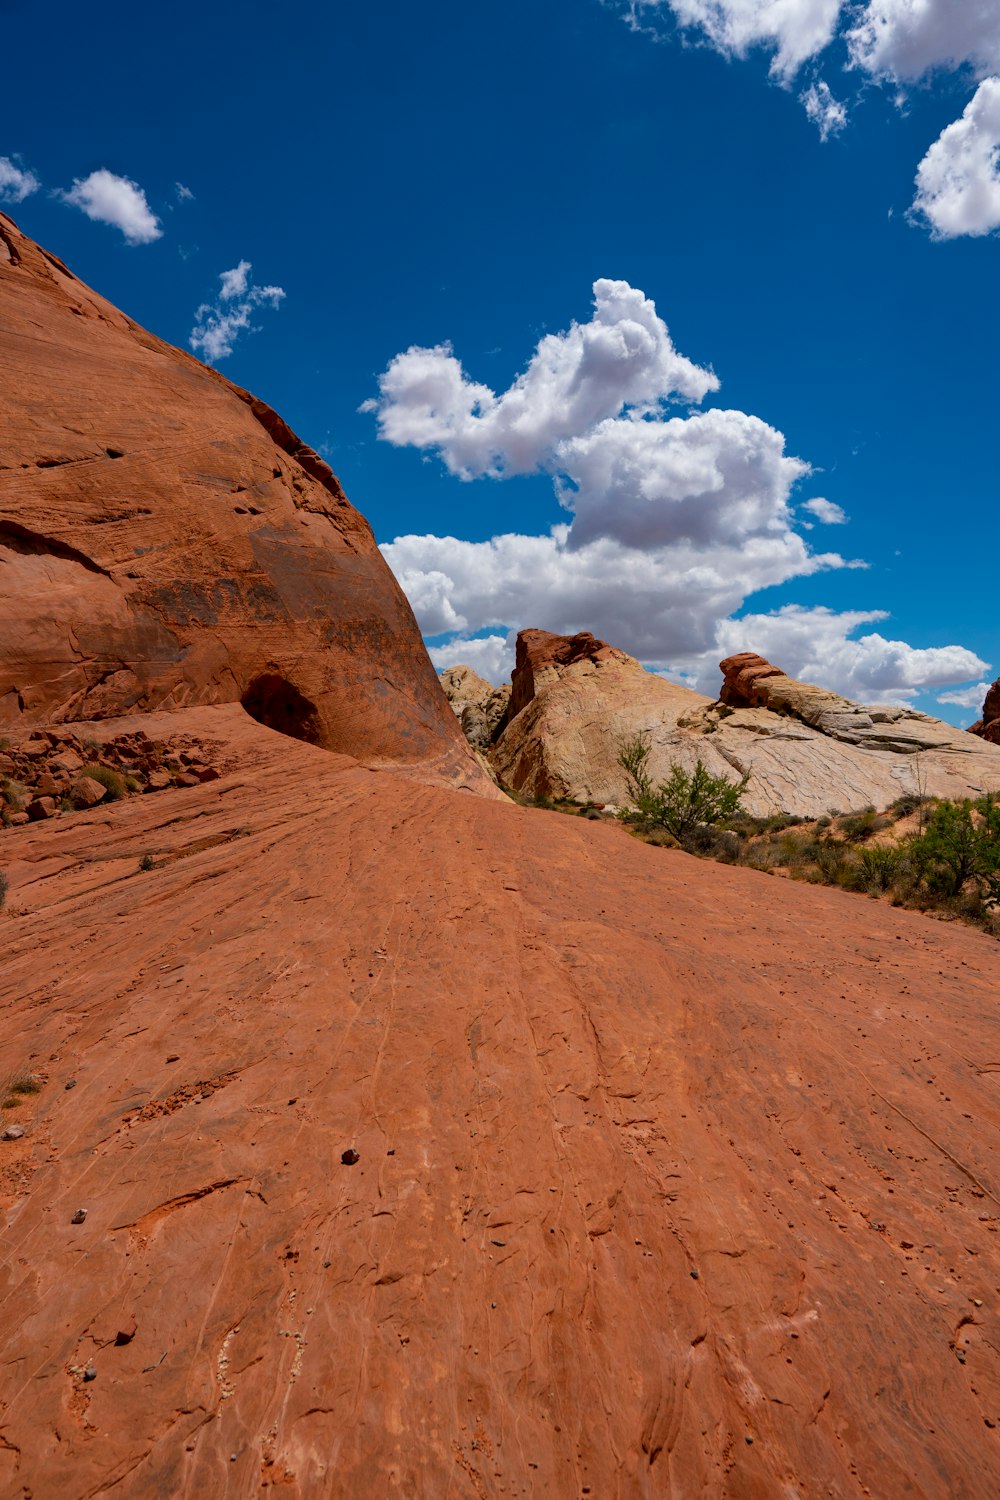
[970,676,1000,745]
[0,210,479,789]
[466,632,1000,817]
[69,775,106,808]
[438,664,511,744]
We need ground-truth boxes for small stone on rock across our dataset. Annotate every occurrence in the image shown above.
[341,1148,360,1166]
[83,1366,97,1382]
[71,1208,87,1224]
[1,1125,25,1141]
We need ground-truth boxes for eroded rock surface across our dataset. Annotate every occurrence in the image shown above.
[0,211,476,786]
[466,631,1000,816]
[3,705,1000,1496]
[438,664,511,751]
[971,677,1000,746]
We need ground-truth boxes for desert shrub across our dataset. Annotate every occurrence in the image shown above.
[139,853,155,872]
[839,807,884,842]
[857,844,903,892]
[2,1069,40,1108]
[909,797,997,900]
[81,764,127,801]
[813,840,859,887]
[617,735,749,845]
[1,778,26,812]
[685,825,743,861]
[888,792,931,820]
[0,870,7,911]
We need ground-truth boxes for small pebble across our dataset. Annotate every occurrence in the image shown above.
[1,1125,25,1141]
[71,1208,87,1225]
[83,1366,97,1382]
[65,1080,76,1090]
[690,1268,699,1280]
[166,1054,179,1063]
[341,1148,360,1166]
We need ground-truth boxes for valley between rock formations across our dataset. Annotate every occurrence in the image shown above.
[4,215,1000,1499]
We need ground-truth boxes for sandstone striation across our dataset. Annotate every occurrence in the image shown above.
[3,705,1000,1496]
[454,631,1000,816]
[0,211,477,787]
[970,676,1000,745]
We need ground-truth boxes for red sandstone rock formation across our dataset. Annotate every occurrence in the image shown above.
[0,210,474,783]
[3,705,1000,1495]
[505,627,630,725]
[970,677,1000,744]
[5,229,1000,1497]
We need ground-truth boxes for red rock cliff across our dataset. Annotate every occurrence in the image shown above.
[0,211,471,775]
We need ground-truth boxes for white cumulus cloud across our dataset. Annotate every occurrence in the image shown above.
[847,0,1000,85]
[937,680,992,711]
[362,278,718,478]
[372,280,983,706]
[912,76,1000,238]
[712,604,987,701]
[623,0,844,80]
[800,78,847,138]
[60,169,162,244]
[802,496,847,523]
[0,154,40,203]
[189,261,285,363]
[428,633,515,682]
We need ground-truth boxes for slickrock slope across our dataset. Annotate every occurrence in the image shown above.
[971,677,1000,745]
[458,631,1000,816]
[0,212,475,786]
[3,706,1000,1497]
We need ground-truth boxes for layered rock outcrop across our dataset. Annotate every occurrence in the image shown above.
[445,631,1000,816]
[0,211,475,783]
[438,664,511,750]
[971,677,1000,745]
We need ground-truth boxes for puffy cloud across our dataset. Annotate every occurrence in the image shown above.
[846,0,1000,85]
[189,261,285,363]
[60,169,162,244]
[711,605,988,701]
[373,280,981,707]
[800,79,847,138]
[362,279,718,478]
[381,524,845,663]
[428,633,514,682]
[802,495,847,523]
[937,681,992,711]
[557,407,808,550]
[911,76,1000,238]
[0,154,40,203]
[622,0,844,80]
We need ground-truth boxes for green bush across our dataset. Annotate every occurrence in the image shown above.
[617,735,749,845]
[81,764,127,801]
[857,844,902,892]
[910,795,1000,903]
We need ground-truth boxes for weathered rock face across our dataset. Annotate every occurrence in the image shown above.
[438,664,511,750]
[0,211,475,783]
[3,704,1000,1496]
[469,632,1000,815]
[970,676,1000,745]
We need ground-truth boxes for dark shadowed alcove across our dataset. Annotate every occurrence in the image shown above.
[241,673,322,745]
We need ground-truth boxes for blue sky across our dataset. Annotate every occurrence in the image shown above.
[2,0,997,721]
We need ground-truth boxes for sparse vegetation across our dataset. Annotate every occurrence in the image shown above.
[617,735,749,845]
[614,777,1000,938]
[80,764,127,801]
[0,870,7,911]
[2,1070,41,1110]
[139,852,155,872]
